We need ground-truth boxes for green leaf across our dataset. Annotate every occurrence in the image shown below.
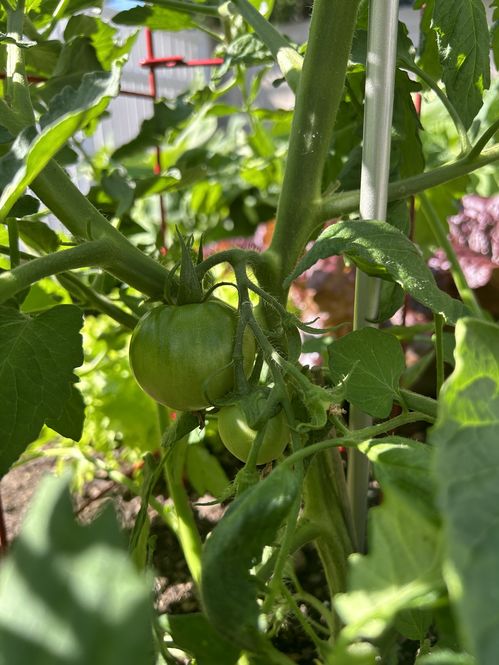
[9,194,40,217]
[17,219,60,253]
[112,99,193,161]
[102,169,135,218]
[432,318,499,664]
[20,282,64,313]
[186,444,230,498]
[64,15,137,70]
[392,70,424,178]
[31,0,103,25]
[161,613,241,665]
[45,383,85,441]
[335,493,443,641]
[0,305,83,476]
[53,36,102,77]
[0,474,153,664]
[432,0,491,128]
[359,436,438,525]
[215,34,273,79]
[417,0,442,81]
[372,280,404,324]
[24,40,62,77]
[201,464,299,650]
[112,5,195,30]
[328,328,405,419]
[0,67,121,221]
[286,220,467,324]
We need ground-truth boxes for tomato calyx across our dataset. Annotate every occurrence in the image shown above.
[162,232,207,306]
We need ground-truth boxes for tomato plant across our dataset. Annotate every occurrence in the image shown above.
[129,300,255,411]
[218,399,289,464]
[0,1,498,664]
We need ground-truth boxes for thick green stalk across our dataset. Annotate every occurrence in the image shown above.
[281,411,436,469]
[31,162,168,298]
[0,239,111,303]
[6,218,20,268]
[157,406,203,587]
[266,0,362,294]
[0,108,169,299]
[303,449,354,636]
[57,273,138,330]
[0,243,138,328]
[419,192,483,319]
[397,389,437,419]
[321,144,499,221]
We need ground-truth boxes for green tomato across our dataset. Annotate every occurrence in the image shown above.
[129,300,255,411]
[218,401,289,465]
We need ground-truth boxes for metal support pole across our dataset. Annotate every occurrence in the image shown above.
[347,0,400,552]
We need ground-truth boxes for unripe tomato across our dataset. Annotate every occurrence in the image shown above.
[129,300,255,411]
[218,401,289,465]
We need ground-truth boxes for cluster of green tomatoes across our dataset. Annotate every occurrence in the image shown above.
[129,298,289,464]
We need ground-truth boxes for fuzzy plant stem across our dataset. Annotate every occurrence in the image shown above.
[0,114,169,300]
[419,191,484,319]
[0,239,111,303]
[265,0,362,295]
[347,0,400,553]
[157,406,203,587]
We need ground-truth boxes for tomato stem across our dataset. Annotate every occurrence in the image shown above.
[157,406,203,587]
[267,0,362,294]
[0,239,111,304]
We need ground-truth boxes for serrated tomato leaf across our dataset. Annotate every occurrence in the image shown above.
[0,304,83,476]
[432,318,499,664]
[432,0,490,129]
[328,328,405,418]
[286,220,466,323]
[0,474,153,665]
[0,66,121,221]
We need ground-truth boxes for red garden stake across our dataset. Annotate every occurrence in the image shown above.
[140,30,224,256]
[143,29,168,256]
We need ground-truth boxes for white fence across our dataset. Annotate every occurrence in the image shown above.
[91,16,213,151]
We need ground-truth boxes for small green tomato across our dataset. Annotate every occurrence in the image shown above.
[218,402,289,465]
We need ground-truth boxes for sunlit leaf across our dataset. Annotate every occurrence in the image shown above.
[432,0,490,128]
[432,318,499,664]
[287,220,466,323]
[0,305,83,476]
[0,67,121,221]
